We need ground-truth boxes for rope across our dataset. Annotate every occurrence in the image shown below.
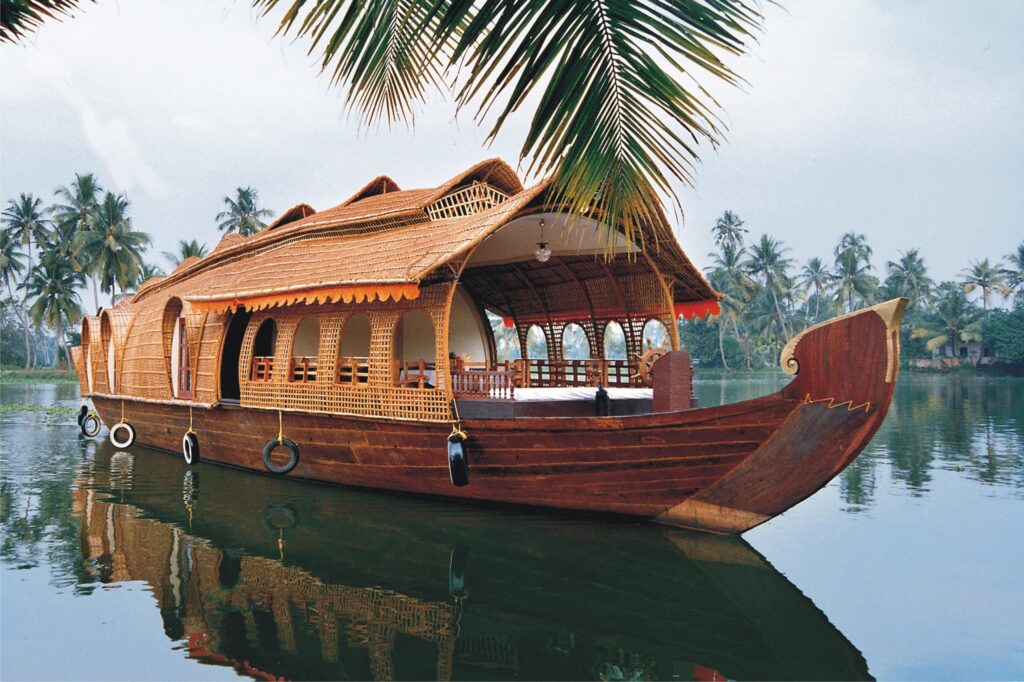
[278,409,284,445]
[187,405,195,435]
[449,399,466,440]
[120,400,125,424]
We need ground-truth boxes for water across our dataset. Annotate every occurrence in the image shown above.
[1,376,1021,680]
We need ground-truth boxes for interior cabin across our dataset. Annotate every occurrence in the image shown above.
[72,159,720,423]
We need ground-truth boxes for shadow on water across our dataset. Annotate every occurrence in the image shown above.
[62,438,870,681]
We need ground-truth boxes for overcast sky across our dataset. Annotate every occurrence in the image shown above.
[1,0,1021,284]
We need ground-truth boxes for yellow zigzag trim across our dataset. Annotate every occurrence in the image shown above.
[802,394,872,414]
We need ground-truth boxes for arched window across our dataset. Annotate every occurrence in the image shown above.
[562,323,590,360]
[164,298,191,399]
[642,319,669,351]
[290,316,320,383]
[394,310,436,388]
[603,322,627,360]
[526,325,548,360]
[82,317,94,393]
[250,319,277,382]
[101,314,116,393]
[487,311,521,363]
[337,314,370,385]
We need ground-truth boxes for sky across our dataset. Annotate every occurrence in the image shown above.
[1,0,1021,285]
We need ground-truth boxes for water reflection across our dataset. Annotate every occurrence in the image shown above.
[63,444,870,681]
[837,376,1023,510]
[3,376,1022,679]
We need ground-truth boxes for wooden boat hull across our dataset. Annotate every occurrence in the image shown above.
[90,299,906,534]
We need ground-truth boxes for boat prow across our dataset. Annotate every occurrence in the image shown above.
[655,298,908,533]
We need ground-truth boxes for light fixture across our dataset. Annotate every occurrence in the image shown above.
[534,219,551,263]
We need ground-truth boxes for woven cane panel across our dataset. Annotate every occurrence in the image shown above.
[426,182,509,221]
[99,305,136,395]
[160,298,184,392]
[120,299,170,399]
[193,310,222,404]
[70,346,87,394]
[83,316,105,394]
[237,289,455,422]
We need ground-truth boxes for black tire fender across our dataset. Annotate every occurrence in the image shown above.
[77,405,88,426]
[262,438,299,475]
[109,422,136,448]
[182,432,200,465]
[81,412,101,438]
[448,433,469,487]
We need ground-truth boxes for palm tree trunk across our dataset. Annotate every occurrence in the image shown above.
[814,285,821,321]
[91,273,100,314]
[54,319,63,369]
[7,280,33,369]
[718,320,730,371]
[768,280,791,340]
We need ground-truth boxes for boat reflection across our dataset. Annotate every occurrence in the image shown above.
[73,443,871,681]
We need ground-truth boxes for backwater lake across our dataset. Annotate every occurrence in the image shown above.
[1,374,1021,680]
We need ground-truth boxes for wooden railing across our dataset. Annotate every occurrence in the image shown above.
[290,356,318,383]
[336,356,369,385]
[395,360,437,389]
[451,359,518,400]
[251,356,274,382]
[519,359,638,388]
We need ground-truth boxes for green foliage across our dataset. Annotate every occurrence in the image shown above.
[0,0,90,44]
[217,187,273,236]
[257,0,761,249]
[0,368,79,384]
[162,239,209,267]
[983,308,1024,365]
[0,401,76,416]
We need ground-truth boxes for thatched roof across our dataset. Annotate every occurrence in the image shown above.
[133,158,717,313]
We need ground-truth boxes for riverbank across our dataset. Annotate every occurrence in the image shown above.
[0,369,79,385]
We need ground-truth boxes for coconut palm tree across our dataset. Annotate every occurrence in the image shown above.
[138,262,166,282]
[21,249,84,368]
[2,193,52,276]
[162,239,209,267]
[0,230,33,367]
[834,232,874,270]
[255,0,761,248]
[1004,242,1024,305]
[961,258,1009,310]
[52,172,103,312]
[912,284,983,359]
[73,192,151,304]
[217,188,274,237]
[885,249,933,311]
[711,211,748,251]
[798,257,833,323]
[833,249,878,313]
[745,234,793,341]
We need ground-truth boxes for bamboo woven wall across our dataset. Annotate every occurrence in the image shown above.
[193,310,225,404]
[99,305,136,395]
[236,283,455,422]
[82,316,102,394]
[120,298,170,399]
[69,346,87,394]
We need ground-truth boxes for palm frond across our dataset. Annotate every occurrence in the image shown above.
[0,0,91,44]
[256,0,762,247]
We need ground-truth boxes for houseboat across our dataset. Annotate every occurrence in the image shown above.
[69,159,907,534]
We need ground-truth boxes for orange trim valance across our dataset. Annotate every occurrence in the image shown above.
[189,283,420,313]
[674,299,720,320]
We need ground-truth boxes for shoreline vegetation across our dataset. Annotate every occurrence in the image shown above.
[3,172,1022,378]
